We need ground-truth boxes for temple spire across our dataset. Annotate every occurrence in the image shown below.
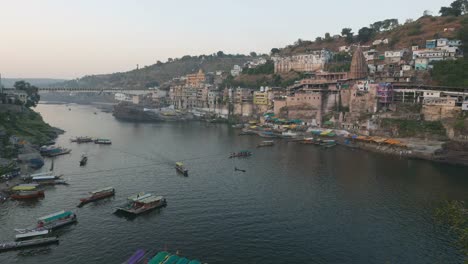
[349,45,368,80]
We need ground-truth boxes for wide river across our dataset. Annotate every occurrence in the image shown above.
[0,104,467,264]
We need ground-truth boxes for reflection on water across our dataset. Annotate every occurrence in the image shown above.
[0,104,466,264]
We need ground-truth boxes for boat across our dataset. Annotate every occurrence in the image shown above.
[70,136,93,143]
[94,138,112,145]
[0,237,59,252]
[124,249,147,264]
[147,251,201,264]
[11,184,39,191]
[10,190,45,200]
[77,187,115,207]
[229,150,252,158]
[257,141,274,148]
[15,230,50,241]
[238,130,257,136]
[299,138,320,145]
[40,146,71,157]
[321,140,337,148]
[259,131,279,138]
[15,210,77,233]
[232,124,244,129]
[175,162,188,176]
[281,131,298,139]
[115,193,167,215]
[80,155,88,166]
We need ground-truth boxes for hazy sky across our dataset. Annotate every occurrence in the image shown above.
[0,0,452,79]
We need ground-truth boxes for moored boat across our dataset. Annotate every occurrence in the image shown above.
[15,210,77,233]
[70,136,93,143]
[115,193,167,215]
[175,162,188,176]
[259,131,279,138]
[124,249,146,264]
[15,230,50,241]
[257,141,274,148]
[40,146,71,157]
[0,237,59,252]
[94,138,112,145]
[10,190,45,200]
[77,187,115,207]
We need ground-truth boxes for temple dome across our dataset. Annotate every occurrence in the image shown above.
[349,46,368,80]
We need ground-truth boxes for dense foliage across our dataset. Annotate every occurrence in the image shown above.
[440,0,468,16]
[380,119,447,138]
[242,60,274,75]
[432,59,468,87]
[13,81,40,107]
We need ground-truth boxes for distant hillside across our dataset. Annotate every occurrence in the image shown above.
[278,15,465,55]
[1,78,67,88]
[55,54,254,90]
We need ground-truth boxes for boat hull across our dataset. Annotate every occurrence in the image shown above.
[77,191,115,207]
[0,237,59,252]
[115,200,167,215]
[10,191,45,200]
[176,167,188,176]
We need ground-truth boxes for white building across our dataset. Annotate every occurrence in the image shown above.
[115,93,133,102]
[462,100,468,111]
[339,46,351,52]
[272,49,333,73]
[231,65,243,77]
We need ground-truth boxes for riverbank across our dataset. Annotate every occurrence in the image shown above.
[0,105,63,193]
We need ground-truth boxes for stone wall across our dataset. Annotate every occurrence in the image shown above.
[422,105,461,121]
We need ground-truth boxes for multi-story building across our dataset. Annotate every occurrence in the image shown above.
[186,69,206,87]
[272,50,332,73]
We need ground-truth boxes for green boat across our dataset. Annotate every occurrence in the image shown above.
[163,255,180,264]
[149,251,169,264]
[175,258,190,264]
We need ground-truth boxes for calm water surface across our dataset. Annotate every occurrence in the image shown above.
[0,104,467,264]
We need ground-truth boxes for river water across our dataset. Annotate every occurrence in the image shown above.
[0,104,467,264]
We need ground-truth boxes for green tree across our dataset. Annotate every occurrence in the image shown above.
[216,51,225,57]
[440,0,468,16]
[357,27,374,43]
[270,48,280,55]
[249,51,257,57]
[14,81,40,108]
[341,28,354,44]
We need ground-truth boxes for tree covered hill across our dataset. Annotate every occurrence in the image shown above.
[54,53,255,90]
[276,15,465,56]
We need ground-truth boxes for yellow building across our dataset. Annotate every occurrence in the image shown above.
[253,91,269,105]
[186,69,206,87]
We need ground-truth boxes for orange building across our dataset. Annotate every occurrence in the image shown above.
[186,69,206,87]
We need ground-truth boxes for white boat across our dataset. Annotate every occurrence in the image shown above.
[15,230,49,240]
[30,172,54,178]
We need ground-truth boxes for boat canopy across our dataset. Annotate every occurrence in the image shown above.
[15,230,49,239]
[138,196,164,204]
[12,184,39,191]
[188,260,201,264]
[175,162,184,167]
[176,258,190,264]
[163,255,180,264]
[30,172,53,177]
[149,251,170,264]
[127,192,152,202]
[38,210,73,223]
[91,187,114,194]
[32,175,57,181]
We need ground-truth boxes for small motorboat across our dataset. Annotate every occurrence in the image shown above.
[79,155,88,166]
[94,138,112,145]
[229,150,252,158]
[175,162,188,176]
[257,141,274,148]
[15,210,77,233]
